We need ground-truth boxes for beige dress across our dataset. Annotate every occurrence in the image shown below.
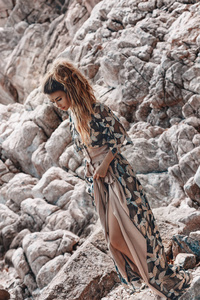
[69,102,192,299]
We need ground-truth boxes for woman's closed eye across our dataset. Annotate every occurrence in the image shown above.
[51,98,62,104]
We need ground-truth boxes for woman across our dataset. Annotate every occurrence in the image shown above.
[42,58,192,299]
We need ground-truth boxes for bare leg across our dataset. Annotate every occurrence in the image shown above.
[108,199,141,277]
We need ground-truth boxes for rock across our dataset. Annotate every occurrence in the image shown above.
[179,210,200,235]
[24,88,47,111]
[21,198,59,223]
[10,229,31,249]
[169,146,200,187]
[0,204,19,231]
[38,233,119,300]
[194,164,200,188]
[137,172,176,208]
[0,173,38,209]
[31,141,54,178]
[32,167,80,199]
[22,230,79,277]
[32,104,61,137]
[23,273,37,294]
[45,119,72,164]
[87,226,109,254]
[2,120,47,177]
[36,254,70,289]
[138,1,156,12]
[2,0,92,103]
[0,289,10,300]
[189,231,200,243]
[0,0,14,26]
[182,95,200,118]
[179,275,200,300]
[14,21,29,35]
[128,122,164,140]
[0,160,9,176]
[59,144,83,174]
[174,253,196,270]
[1,224,19,252]
[4,249,16,266]
[42,180,74,205]
[0,172,15,184]
[172,234,200,259]
[12,248,30,280]
[184,177,200,204]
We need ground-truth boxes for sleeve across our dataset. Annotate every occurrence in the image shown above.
[99,104,132,155]
[69,114,84,156]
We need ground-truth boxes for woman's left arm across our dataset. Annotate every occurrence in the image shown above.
[93,150,117,179]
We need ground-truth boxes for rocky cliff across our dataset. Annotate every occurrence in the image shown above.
[0,0,200,299]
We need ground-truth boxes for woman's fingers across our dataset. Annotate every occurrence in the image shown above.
[93,173,100,180]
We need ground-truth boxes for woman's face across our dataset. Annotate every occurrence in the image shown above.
[48,90,71,111]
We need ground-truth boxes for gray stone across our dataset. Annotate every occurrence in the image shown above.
[12,248,30,280]
[21,198,59,223]
[36,254,70,289]
[22,230,79,277]
[0,173,38,207]
[172,234,200,259]
[179,275,200,300]
[189,231,200,243]
[194,165,200,188]
[184,177,200,204]
[10,229,31,249]
[38,239,119,300]
[174,253,196,270]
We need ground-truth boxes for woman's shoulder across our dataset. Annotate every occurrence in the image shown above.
[92,102,111,116]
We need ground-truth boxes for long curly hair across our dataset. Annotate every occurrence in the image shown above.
[42,58,97,145]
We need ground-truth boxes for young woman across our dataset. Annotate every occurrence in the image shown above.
[42,58,192,299]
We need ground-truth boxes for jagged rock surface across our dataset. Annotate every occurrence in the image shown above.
[0,0,200,299]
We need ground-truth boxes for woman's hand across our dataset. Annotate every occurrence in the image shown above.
[93,163,108,180]
[93,149,117,180]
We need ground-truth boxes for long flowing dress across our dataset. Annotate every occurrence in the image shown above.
[69,102,192,299]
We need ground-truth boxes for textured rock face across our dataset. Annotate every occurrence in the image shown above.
[0,0,200,299]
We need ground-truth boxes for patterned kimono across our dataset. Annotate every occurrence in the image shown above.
[69,102,191,299]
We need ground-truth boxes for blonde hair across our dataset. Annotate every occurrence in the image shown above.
[42,58,97,145]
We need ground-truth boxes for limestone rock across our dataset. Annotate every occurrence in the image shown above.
[10,229,31,249]
[45,119,72,164]
[179,274,200,300]
[172,234,200,259]
[22,230,79,277]
[189,231,200,243]
[179,210,200,235]
[59,144,83,174]
[36,254,70,289]
[12,247,30,280]
[0,205,18,231]
[32,104,61,137]
[2,120,47,177]
[31,142,54,178]
[32,167,80,199]
[184,177,200,204]
[194,164,200,188]
[21,198,60,223]
[0,173,38,210]
[0,289,10,300]
[174,253,196,270]
[38,233,119,300]
[4,249,16,266]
